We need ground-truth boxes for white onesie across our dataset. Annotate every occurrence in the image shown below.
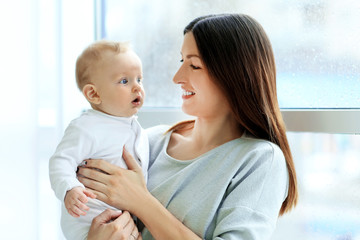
[49,109,149,240]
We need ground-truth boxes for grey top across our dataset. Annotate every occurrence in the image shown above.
[142,125,288,240]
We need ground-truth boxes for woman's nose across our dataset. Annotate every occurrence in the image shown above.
[173,65,185,84]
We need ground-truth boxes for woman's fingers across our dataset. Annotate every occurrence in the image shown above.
[81,158,121,175]
[130,224,140,240]
[82,147,141,174]
[122,146,141,171]
[93,209,123,225]
[89,210,136,240]
[77,174,105,190]
[77,175,107,195]
[77,148,146,211]
[88,209,132,240]
[111,211,136,238]
[77,166,110,184]
[137,233,143,240]
[84,187,108,203]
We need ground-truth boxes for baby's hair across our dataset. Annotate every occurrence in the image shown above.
[75,40,130,90]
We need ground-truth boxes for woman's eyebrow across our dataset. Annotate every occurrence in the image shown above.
[186,54,200,59]
[179,52,201,60]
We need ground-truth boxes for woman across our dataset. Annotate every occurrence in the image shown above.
[79,13,298,239]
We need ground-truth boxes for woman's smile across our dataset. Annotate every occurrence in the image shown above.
[182,90,195,99]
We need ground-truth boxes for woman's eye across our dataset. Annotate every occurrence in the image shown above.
[119,79,128,84]
[190,64,200,70]
[180,59,184,63]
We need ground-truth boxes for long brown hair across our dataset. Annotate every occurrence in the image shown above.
[169,14,298,215]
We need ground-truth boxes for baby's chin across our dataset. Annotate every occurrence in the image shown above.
[95,104,143,117]
[113,108,142,118]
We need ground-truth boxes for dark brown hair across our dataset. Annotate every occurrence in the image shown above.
[169,14,298,215]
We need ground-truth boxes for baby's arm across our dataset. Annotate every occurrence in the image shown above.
[49,121,96,203]
[64,186,96,217]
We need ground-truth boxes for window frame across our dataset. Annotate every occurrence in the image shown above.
[281,109,360,134]
[137,108,360,134]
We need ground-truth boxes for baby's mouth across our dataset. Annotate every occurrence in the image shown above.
[132,96,141,103]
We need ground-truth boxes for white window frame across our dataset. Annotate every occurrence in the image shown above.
[280,109,360,134]
[137,108,360,134]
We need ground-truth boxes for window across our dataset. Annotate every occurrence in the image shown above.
[100,1,360,239]
[102,0,360,109]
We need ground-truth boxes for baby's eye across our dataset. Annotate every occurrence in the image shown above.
[137,78,143,84]
[119,79,128,84]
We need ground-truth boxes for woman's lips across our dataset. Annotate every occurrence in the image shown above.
[182,90,195,99]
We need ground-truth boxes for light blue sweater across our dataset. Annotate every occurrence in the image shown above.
[141,125,289,240]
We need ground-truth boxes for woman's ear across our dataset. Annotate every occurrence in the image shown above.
[82,84,101,105]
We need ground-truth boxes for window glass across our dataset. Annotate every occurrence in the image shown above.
[273,132,360,239]
[103,0,360,108]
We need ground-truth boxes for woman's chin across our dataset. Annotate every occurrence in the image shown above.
[181,106,197,117]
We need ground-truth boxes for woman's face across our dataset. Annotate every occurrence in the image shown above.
[173,32,231,118]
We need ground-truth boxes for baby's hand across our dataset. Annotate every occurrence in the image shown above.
[64,187,96,217]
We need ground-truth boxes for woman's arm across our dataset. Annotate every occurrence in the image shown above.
[77,147,201,240]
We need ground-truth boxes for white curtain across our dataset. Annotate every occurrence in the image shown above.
[0,1,93,239]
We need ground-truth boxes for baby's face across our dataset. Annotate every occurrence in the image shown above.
[92,50,145,117]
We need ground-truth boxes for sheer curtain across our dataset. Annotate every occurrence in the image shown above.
[0,1,93,239]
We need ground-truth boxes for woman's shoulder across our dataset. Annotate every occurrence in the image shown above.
[241,132,284,158]
[228,133,287,177]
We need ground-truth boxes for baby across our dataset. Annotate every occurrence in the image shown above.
[49,40,149,240]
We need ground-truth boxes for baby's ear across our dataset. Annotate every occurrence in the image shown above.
[82,84,101,105]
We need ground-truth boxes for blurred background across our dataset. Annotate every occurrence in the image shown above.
[0,0,359,239]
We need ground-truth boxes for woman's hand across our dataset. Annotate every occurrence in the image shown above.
[77,147,148,212]
[80,147,201,240]
[88,209,142,240]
